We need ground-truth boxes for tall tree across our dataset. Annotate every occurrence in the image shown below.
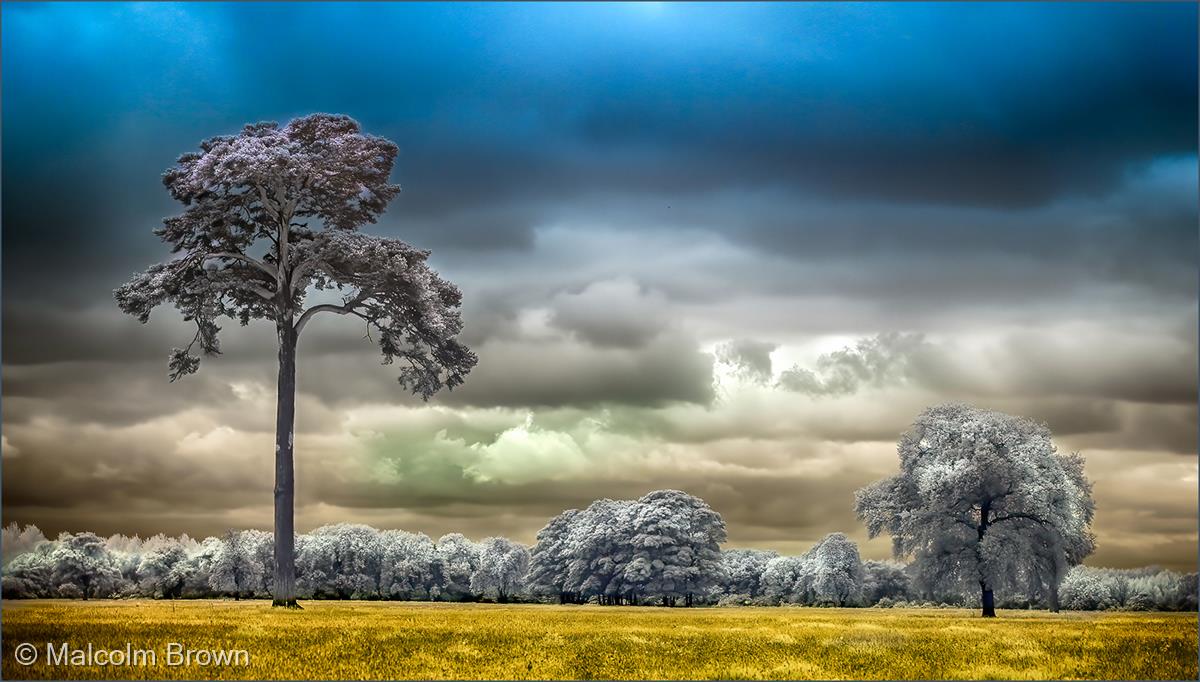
[855,404,1095,617]
[115,114,477,607]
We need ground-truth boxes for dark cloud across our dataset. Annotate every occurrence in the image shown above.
[547,279,670,349]
[4,4,1196,296]
[998,330,1198,406]
[443,334,715,409]
[1001,399,1121,439]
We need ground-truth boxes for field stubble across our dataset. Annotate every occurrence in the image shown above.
[2,600,1195,680]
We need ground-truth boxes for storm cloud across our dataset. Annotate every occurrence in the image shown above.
[2,2,1195,571]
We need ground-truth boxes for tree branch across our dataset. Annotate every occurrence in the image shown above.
[207,252,276,279]
[294,290,373,336]
[256,184,278,219]
[289,234,332,295]
[990,512,1049,526]
[240,281,276,301]
[290,260,322,295]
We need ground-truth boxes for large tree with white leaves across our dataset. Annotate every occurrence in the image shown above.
[625,490,727,606]
[855,404,1095,617]
[296,523,382,599]
[564,499,636,604]
[115,114,477,607]
[760,555,806,604]
[526,491,728,606]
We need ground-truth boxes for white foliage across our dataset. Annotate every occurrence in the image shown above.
[855,403,1096,609]
[432,533,482,601]
[2,523,48,568]
[296,523,382,599]
[531,490,727,605]
[719,548,779,598]
[805,533,864,606]
[379,530,436,600]
[209,529,270,597]
[50,532,122,599]
[471,537,530,600]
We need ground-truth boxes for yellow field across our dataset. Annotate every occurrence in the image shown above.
[1,600,1195,680]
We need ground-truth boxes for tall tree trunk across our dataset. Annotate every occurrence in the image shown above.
[977,501,994,617]
[980,581,996,617]
[1047,576,1060,613]
[273,320,300,608]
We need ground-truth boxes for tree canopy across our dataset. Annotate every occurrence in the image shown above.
[114,113,476,395]
[854,403,1095,615]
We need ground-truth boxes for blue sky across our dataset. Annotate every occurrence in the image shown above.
[2,2,1196,568]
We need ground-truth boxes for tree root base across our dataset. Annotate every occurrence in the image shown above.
[272,599,303,609]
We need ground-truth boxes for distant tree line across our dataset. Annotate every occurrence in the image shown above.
[1,523,530,603]
[4,401,1194,614]
[3,510,1194,611]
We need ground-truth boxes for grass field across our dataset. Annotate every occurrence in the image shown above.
[2,600,1195,680]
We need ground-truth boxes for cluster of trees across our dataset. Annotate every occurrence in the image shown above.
[6,518,1194,611]
[757,533,866,606]
[1059,566,1197,612]
[0,524,526,603]
[525,490,727,606]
